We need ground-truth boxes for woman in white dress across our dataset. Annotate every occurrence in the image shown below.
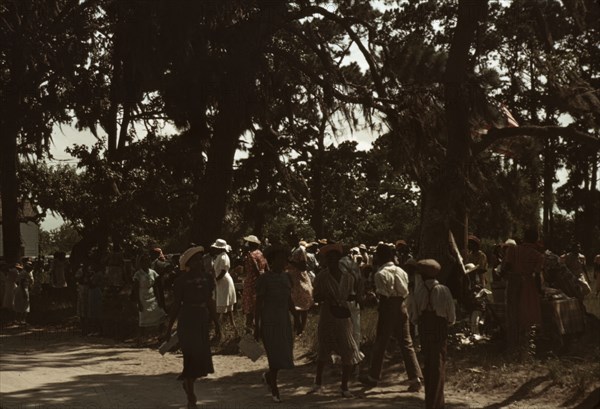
[132,253,167,344]
[210,239,238,337]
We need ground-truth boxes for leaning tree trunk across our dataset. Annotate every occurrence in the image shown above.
[418,0,487,301]
[190,89,248,246]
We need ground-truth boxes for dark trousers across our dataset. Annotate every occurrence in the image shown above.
[368,297,423,381]
[420,311,447,409]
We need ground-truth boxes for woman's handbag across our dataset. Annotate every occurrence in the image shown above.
[239,333,265,362]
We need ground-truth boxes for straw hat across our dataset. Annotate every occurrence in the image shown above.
[243,235,261,245]
[211,239,228,250]
[464,263,477,274]
[179,246,205,271]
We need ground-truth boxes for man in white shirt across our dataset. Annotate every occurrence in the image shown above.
[361,244,423,391]
[411,259,455,409]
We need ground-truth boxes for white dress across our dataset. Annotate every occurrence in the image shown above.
[213,252,236,313]
[133,268,167,327]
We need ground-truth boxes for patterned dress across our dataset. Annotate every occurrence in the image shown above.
[287,263,314,311]
[133,268,167,327]
[242,249,268,315]
[313,268,362,365]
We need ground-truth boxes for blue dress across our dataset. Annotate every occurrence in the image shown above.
[256,271,294,370]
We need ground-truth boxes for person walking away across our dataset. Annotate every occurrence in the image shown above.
[13,263,33,325]
[254,245,299,402]
[210,239,238,336]
[309,243,362,398]
[501,227,544,354]
[361,244,423,391]
[132,253,167,345]
[288,244,314,335]
[339,250,364,352]
[241,235,268,333]
[165,246,221,409]
[411,259,455,409]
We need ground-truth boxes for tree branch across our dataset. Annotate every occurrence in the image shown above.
[475,125,600,154]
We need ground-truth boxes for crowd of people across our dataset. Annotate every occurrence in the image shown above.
[1,230,599,408]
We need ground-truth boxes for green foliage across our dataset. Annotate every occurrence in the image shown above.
[39,224,82,255]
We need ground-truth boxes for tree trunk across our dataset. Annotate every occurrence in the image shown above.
[190,96,246,246]
[542,137,554,242]
[1,33,25,264]
[417,0,487,298]
[0,119,21,264]
[582,154,598,260]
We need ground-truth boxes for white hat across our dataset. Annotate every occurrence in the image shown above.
[243,235,261,245]
[504,239,517,247]
[464,263,477,274]
[179,246,205,271]
[359,244,367,250]
[211,239,228,250]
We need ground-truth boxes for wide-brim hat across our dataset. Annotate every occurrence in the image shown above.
[211,239,228,250]
[417,259,441,277]
[359,243,367,251]
[468,235,481,245]
[243,235,261,245]
[464,263,477,274]
[179,246,205,270]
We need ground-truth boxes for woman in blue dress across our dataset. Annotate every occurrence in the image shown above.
[254,245,299,403]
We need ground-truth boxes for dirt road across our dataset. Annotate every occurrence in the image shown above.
[0,326,597,409]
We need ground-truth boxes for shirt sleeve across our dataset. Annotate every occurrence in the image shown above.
[442,286,456,325]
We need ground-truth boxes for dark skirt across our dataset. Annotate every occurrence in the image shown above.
[177,306,214,379]
[261,319,294,370]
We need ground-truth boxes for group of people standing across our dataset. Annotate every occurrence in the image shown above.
[159,234,455,409]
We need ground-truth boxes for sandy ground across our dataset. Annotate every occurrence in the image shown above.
[0,326,598,409]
